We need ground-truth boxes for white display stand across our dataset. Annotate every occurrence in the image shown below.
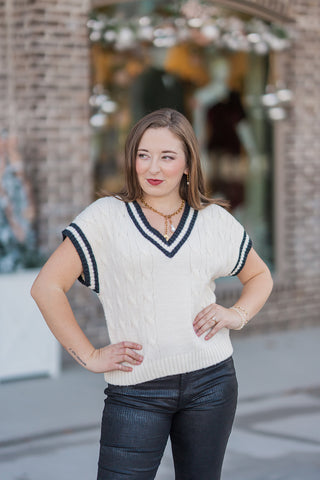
[0,269,61,382]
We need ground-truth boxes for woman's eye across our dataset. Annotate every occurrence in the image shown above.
[162,155,174,160]
[137,153,149,159]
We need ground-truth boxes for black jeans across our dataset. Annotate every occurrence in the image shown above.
[97,357,238,480]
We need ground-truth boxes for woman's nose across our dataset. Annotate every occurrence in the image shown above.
[149,157,161,174]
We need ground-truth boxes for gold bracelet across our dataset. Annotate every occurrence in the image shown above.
[233,305,249,317]
[230,305,249,330]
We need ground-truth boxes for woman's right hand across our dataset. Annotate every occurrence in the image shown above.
[87,342,144,373]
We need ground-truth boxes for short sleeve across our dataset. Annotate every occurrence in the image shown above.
[215,206,252,278]
[62,200,102,293]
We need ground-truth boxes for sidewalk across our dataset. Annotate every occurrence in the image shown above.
[1,327,320,480]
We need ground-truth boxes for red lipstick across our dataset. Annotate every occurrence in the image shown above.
[147,179,163,186]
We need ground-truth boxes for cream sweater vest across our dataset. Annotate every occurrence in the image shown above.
[63,196,251,385]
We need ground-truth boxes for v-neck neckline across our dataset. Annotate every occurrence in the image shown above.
[126,200,198,258]
[134,200,189,245]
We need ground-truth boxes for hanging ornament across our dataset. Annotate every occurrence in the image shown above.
[116,27,136,50]
[200,23,219,41]
[268,107,286,121]
[90,113,107,128]
[277,88,293,104]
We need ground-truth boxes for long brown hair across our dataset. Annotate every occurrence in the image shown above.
[113,108,227,210]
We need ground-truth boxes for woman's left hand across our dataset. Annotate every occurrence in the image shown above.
[193,303,242,340]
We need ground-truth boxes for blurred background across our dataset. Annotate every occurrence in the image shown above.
[0,1,319,479]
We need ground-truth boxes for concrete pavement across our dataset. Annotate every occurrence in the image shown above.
[1,327,320,480]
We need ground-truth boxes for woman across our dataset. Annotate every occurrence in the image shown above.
[31,108,273,480]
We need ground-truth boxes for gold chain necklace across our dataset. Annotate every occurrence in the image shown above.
[140,197,185,241]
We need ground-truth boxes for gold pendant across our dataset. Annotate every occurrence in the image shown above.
[164,234,169,241]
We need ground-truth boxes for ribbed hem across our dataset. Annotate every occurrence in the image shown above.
[104,336,233,386]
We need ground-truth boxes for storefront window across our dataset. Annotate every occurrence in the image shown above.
[88,1,292,269]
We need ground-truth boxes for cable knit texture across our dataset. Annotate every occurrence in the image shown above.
[62,196,252,385]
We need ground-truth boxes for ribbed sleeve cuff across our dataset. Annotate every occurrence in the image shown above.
[62,223,99,293]
[229,230,252,276]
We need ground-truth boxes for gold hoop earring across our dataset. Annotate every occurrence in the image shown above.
[186,173,190,186]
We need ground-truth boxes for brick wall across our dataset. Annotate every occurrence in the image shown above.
[2,0,92,242]
[0,1,9,130]
[1,0,319,352]
[0,0,104,340]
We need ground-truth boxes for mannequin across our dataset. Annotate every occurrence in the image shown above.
[130,47,186,122]
[194,57,258,212]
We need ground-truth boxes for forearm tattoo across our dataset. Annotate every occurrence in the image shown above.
[68,347,87,367]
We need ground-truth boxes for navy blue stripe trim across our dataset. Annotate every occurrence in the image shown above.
[230,231,252,276]
[126,203,198,258]
[71,223,100,293]
[62,224,100,294]
[132,201,190,246]
[62,229,90,288]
